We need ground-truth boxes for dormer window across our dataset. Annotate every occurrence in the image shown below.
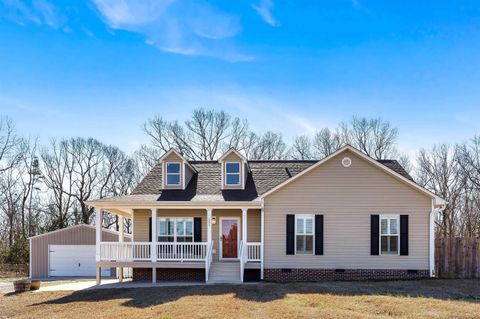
[218,148,249,190]
[166,162,181,185]
[225,162,241,186]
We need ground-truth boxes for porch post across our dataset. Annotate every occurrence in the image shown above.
[95,209,103,262]
[95,209,103,285]
[151,208,157,283]
[242,208,248,243]
[118,215,124,283]
[207,208,212,244]
[260,207,264,280]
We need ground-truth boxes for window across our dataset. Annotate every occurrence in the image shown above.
[295,215,314,254]
[158,218,174,242]
[380,215,399,255]
[166,162,181,185]
[225,162,241,185]
[176,218,193,242]
[157,218,193,242]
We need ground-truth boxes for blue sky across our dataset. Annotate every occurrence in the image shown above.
[1,0,480,157]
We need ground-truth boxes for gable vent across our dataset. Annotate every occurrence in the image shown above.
[342,157,352,167]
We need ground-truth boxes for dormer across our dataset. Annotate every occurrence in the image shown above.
[218,148,249,190]
[159,149,196,190]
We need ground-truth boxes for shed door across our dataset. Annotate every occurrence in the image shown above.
[49,245,110,277]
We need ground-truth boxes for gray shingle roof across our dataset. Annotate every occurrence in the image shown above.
[131,159,413,202]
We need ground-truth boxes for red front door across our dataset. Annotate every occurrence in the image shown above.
[221,219,238,258]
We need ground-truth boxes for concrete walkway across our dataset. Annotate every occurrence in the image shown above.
[38,279,214,292]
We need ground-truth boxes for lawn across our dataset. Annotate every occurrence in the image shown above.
[1,279,479,319]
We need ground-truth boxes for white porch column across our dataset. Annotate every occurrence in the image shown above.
[207,208,212,244]
[118,215,124,282]
[95,209,103,262]
[242,208,248,242]
[95,209,103,285]
[151,208,157,283]
[260,207,264,280]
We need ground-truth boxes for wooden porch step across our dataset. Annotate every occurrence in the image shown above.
[208,262,241,283]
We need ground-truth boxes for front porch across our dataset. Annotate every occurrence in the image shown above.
[94,205,264,284]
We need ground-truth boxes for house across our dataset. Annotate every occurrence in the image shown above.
[87,145,446,284]
[29,224,130,278]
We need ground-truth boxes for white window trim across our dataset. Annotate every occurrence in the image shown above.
[165,162,182,186]
[225,161,241,186]
[379,214,400,256]
[294,214,315,255]
[157,217,194,242]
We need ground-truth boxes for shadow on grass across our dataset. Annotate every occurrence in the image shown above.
[23,279,480,309]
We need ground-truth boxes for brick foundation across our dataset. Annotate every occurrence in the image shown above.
[133,268,205,282]
[264,268,429,282]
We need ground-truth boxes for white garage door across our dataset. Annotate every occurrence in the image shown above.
[49,245,110,277]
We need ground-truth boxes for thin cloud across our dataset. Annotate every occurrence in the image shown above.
[173,87,319,137]
[351,0,369,12]
[251,0,279,27]
[0,0,65,29]
[93,0,253,62]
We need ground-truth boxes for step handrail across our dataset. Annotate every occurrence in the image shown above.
[205,240,214,282]
[239,240,247,282]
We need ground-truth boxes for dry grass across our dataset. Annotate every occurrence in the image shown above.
[1,279,479,319]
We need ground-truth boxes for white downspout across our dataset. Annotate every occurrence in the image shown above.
[96,209,103,285]
[260,199,265,280]
[429,200,445,278]
[29,238,32,279]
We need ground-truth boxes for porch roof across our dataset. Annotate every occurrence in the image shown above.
[87,194,262,216]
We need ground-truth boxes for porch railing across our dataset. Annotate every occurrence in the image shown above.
[246,242,261,261]
[157,242,208,261]
[100,242,209,262]
[100,242,151,261]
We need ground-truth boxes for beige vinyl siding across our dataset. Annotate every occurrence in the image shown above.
[247,209,261,242]
[132,210,150,242]
[264,149,432,270]
[221,152,244,190]
[133,208,261,262]
[30,225,119,278]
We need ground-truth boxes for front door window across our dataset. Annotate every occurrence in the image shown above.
[221,219,238,258]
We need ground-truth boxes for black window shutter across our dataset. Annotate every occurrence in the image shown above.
[371,215,379,255]
[400,215,409,255]
[286,214,295,255]
[148,217,152,242]
[315,215,324,255]
[194,217,202,242]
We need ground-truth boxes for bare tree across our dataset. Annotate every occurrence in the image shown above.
[250,131,286,160]
[312,128,344,158]
[0,116,21,172]
[40,139,75,229]
[289,135,313,160]
[457,136,480,189]
[16,138,39,237]
[133,145,163,179]
[143,108,252,160]
[416,145,465,237]
[343,116,399,159]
